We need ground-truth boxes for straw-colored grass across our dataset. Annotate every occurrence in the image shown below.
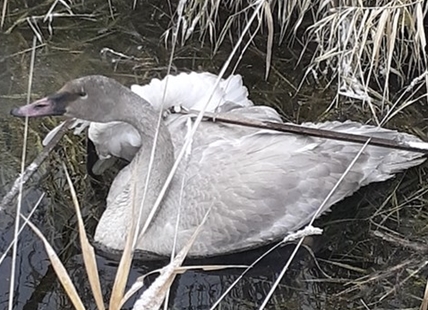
[303,0,428,123]
[8,35,36,310]
[176,0,428,123]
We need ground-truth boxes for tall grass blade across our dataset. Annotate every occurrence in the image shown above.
[109,1,189,307]
[8,35,37,310]
[263,1,273,79]
[109,182,137,309]
[210,243,283,309]
[0,193,44,266]
[420,277,428,310]
[23,217,85,310]
[132,205,212,310]
[209,227,322,309]
[120,269,161,308]
[415,3,427,54]
[63,163,105,310]
[381,71,428,125]
[1,0,7,28]
[138,0,266,244]
[383,8,400,106]
[258,140,371,309]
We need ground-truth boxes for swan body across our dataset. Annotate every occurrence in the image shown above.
[12,75,426,258]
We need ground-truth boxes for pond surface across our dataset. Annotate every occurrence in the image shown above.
[1,1,428,309]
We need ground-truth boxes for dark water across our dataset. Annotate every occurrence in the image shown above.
[1,1,428,309]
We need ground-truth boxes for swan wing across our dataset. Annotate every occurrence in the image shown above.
[142,118,424,256]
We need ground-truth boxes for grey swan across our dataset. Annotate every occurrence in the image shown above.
[11,75,426,258]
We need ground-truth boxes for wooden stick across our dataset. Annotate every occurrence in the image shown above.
[180,109,428,154]
[0,119,74,211]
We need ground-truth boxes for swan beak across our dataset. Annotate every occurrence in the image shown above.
[10,96,65,118]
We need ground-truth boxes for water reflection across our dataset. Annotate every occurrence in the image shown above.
[18,245,320,310]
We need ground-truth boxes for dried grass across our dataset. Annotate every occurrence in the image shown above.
[2,0,428,309]
[303,0,428,122]
[176,0,428,124]
[8,35,36,310]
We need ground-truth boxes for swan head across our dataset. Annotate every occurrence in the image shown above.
[11,76,130,123]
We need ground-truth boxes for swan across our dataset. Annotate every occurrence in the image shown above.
[43,72,253,172]
[11,75,426,258]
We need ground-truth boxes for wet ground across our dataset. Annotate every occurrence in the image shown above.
[1,0,428,309]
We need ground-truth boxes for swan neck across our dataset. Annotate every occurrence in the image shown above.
[116,92,174,226]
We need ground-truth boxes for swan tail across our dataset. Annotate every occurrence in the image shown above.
[305,120,426,184]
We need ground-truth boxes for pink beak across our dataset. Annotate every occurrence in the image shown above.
[11,97,60,118]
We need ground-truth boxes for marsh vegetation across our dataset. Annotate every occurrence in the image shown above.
[0,0,427,309]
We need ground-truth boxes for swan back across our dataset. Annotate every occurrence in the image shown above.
[89,72,253,162]
[130,72,252,111]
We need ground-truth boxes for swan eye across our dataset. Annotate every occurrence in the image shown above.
[79,91,88,99]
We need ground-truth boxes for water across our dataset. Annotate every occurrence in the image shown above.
[1,1,427,309]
